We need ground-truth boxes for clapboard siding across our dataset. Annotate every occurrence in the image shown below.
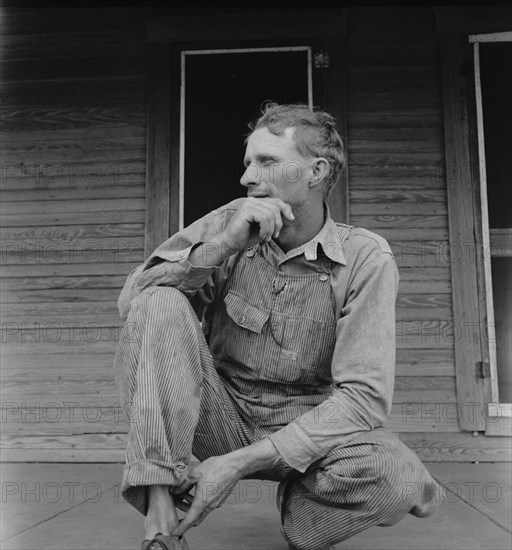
[346,8,455,442]
[1,6,497,462]
[0,7,146,459]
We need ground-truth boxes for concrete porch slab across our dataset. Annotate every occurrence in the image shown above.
[1,462,510,550]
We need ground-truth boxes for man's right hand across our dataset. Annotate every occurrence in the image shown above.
[188,197,294,269]
[220,197,295,250]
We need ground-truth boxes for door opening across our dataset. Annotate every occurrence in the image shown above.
[181,47,312,228]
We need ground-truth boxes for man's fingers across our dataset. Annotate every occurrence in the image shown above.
[274,199,294,221]
[173,502,209,537]
[237,197,293,244]
[172,484,211,537]
[271,207,283,238]
[170,479,195,495]
[254,210,273,242]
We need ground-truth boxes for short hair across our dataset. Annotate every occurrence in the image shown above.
[247,102,345,198]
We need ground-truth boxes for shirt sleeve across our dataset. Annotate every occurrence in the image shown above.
[118,204,235,320]
[267,250,399,472]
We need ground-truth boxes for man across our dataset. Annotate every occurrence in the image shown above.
[114,103,443,550]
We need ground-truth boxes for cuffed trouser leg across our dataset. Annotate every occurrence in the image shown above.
[113,287,251,515]
[278,428,445,550]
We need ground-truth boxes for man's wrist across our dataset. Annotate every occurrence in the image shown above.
[229,438,281,477]
[188,232,236,268]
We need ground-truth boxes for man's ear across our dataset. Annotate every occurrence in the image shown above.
[309,157,330,188]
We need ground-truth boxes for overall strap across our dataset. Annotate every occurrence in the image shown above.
[332,223,353,320]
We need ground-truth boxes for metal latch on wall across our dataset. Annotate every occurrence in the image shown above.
[475,361,490,379]
[314,51,330,68]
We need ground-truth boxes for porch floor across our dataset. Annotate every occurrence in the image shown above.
[0,462,510,549]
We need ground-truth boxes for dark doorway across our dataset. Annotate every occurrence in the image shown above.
[480,41,512,403]
[183,48,311,227]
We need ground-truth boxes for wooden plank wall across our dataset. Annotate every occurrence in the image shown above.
[0,7,147,460]
[347,7,509,460]
[0,6,508,462]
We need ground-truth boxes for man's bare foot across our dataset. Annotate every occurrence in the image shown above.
[144,485,179,540]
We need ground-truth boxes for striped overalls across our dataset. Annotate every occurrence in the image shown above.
[114,243,444,550]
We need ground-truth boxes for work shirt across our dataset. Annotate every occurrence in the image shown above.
[118,198,399,473]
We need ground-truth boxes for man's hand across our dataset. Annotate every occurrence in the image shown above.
[187,197,294,269]
[172,439,281,537]
[221,197,295,250]
[171,454,244,537]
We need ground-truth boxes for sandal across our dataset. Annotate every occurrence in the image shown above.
[141,532,189,550]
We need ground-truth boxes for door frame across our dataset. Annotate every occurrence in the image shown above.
[436,7,512,435]
[144,7,349,255]
[179,45,314,231]
[469,31,512,435]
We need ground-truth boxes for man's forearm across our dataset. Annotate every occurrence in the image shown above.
[188,231,238,268]
[227,438,282,477]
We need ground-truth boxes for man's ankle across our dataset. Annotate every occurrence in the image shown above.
[145,485,179,538]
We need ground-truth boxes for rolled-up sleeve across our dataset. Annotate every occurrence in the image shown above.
[118,202,240,320]
[267,250,399,472]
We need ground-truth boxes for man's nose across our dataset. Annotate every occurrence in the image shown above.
[240,163,260,187]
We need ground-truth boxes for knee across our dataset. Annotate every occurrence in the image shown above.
[370,451,443,525]
[133,286,190,316]
[125,286,197,334]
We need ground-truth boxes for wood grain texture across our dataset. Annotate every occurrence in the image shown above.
[1,288,123,304]
[440,33,486,431]
[3,5,501,460]
[1,241,143,266]
[485,417,512,437]
[348,113,443,129]
[1,408,132,436]
[144,42,172,256]
[1,55,145,83]
[0,448,126,462]
[2,31,146,62]
[1,187,144,203]
[0,11,145,464]
[0,104,146,131]
[0,275,128,291]
[0,353,116,374]
[2,6,143,35]
[1,143,145,164]
[399,432,512,461]
[0,77,145,106]
[1,223,144,241]
[147,7,348,42]
[314,35,349,224]
[1,210,145,227]
[1,339,119,356]
[1,262,141,278]
[351,214,447,229]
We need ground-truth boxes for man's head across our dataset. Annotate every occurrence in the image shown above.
[244,102,345,199]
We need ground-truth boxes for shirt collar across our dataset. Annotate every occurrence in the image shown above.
[277,202,347,266]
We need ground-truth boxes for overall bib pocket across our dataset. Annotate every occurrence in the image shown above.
[268,311,336,384]
[223,291,270,371]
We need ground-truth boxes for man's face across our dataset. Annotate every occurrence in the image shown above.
[240,126,314,207]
